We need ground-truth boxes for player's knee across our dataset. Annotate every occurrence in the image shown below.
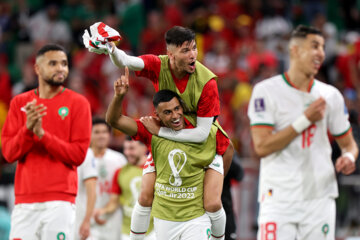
[138,191,154,207]
[204,198,222,213]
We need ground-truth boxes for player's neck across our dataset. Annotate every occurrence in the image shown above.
[38,81,64,99]
[169,60,186,79]
[287,67,314,92]
[92,147,106,158]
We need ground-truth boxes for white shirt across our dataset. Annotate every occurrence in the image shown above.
[74,149,98,240]
[248,74,351,203]
[91,148,127,240]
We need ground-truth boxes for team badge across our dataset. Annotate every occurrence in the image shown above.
[168,149,187,187]
[322,223,329,236]
[57,232,66,240]
[206,228,211,239]
[58,107,69,120]
[254,98,265,112]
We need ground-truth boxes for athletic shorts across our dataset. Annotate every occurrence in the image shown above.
[257,198,335,240]
[121,231,156,240]
[10,201,75,240]
[143,153,224,175]
[154,214,211,240]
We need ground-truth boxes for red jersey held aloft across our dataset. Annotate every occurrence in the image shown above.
[1,88,92,204]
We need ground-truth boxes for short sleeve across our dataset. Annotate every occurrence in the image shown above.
[197,79,220,117]
[80,150,98,181]
[110,168,122,195]
[247,83,275,127]
[327,89,351,137]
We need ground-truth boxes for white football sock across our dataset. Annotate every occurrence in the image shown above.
[206,207,226,240]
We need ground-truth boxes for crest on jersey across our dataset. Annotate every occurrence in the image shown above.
[254,98,265,112]
[322,223,329,236]
[58,106,69,120]
[57,232,66,240]
[168,149,187,186]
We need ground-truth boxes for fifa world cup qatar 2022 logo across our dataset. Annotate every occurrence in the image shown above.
[168,149,187,187]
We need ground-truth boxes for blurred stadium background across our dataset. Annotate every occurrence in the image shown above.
[0,0,360,239]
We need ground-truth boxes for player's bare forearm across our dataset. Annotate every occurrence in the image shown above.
[251,125,298,158]
[102,194,119,215]
[106,68,138,136]
[335,132,359,175]
[84,178,97,222]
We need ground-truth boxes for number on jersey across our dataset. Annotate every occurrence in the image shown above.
[302,124,316,148]
[260,222,277,240]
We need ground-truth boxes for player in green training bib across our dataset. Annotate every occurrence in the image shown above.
[106,67,231,240]
[93,137,155,240]
[84,25,234,240]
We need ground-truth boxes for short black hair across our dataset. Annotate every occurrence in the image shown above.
[165,26,196,47]
[36,44,66,58]
[290,25,323,39]
[92,117,111,132]
[153,89,184,109]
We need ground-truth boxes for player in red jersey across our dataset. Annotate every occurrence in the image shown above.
[1,44,92,239]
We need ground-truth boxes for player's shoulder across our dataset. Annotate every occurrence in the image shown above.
[11,89,36,104]
[63,88,90,104]
[313,80,342,97]
[106,148,126,161]
[253,74,283,92]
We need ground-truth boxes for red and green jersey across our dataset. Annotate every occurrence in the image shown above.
[1,88,91,204]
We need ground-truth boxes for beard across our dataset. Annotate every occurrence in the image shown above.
[45,76,65,86]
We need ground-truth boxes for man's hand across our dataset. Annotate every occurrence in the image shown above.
[304,97,326,123]
[93,208,107,225]
[82,22,121,55]
[114,67,129,97]
[33,118,45,139]
[79,219,91,240]
[140,116,161,135]
[25,99,46,133]
[335,155,356,175]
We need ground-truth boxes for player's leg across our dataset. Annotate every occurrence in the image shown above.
[257,201,297,240]
[130,155,156,240]
[204,156,225,240]
[204,142,234,240]
[40,201,76,239]
[9,204,42,240]
[179,214,212,240]
[153,217,181,240]
[298,198,335,240]
[223,140,234,176]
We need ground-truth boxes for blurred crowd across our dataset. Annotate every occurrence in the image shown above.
[0,0,360,238]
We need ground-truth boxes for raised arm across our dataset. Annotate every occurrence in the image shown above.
[108,43,145,71]
[105,67,138,136]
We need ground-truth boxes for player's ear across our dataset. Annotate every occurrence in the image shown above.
[154,110,159,118]
[34,63,40,75]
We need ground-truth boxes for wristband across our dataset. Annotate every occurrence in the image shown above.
[343,152,355,163]
[291,114,312,133]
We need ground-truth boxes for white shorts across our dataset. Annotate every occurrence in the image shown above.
[143,153,224,175]
[154,214,211,240]
[121,231,156,240]
[10,201,75,240]
[257,198,335,240]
